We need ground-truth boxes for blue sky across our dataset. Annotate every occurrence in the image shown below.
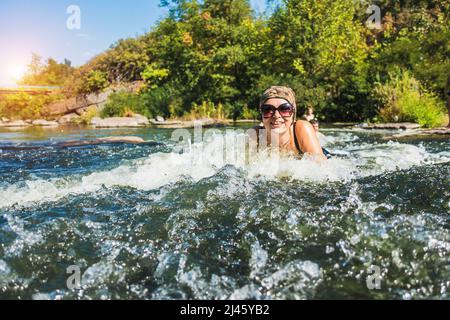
[0,0,267,86]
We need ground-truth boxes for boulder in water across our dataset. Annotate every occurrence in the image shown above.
[32,119,59,127]
[382,127,450,141]
[96,136,145,143]
[58,113,81,125]
[0,120,30,127]
[43,97,80,116]
[134,114,150,126]
[360,123,420,130]
[90,116,148,128]
[60,136,145,147]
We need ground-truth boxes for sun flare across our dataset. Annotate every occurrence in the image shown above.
[8,64,27,82]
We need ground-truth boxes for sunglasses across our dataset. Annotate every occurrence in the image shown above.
[261,103,294,119]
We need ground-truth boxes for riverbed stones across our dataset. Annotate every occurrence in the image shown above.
[134,114,150,126]
[96,136,145,143]
[60,136,146,147]
[74,107,90,116]
[43,82,143,119]
[383,126,450,140]
[90,115,150,128]
[85,90,111,107]
[0,120,30,127]
[150,118,228,129]
[32,119,59,127]
[43,97,79,116]
[360,123,420,130]
[58,113,80,125]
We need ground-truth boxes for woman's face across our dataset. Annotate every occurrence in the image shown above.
[261,98,295,134]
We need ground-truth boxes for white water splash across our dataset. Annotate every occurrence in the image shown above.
[0,131,448,209]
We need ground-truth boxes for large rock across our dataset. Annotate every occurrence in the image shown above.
[75,107,90,116]
[58,113,81,125]
[134,114,150,126]
[96,136,145,144]
[150,119,181,126]
[361,123,421,130]
[43,97,81,116]
[0,120,30,127]
[383,127,450,141]
[149,118,226,129]
[85,89,112,106]
[84,89,113,113]
[43,82,145,117]
[90,117,147,128]
[43,94,104,117]
[32,119,59,127]
[60,136,145,147]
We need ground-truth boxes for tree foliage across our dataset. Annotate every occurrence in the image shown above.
[19,0,449,124]
[19,54,74,86]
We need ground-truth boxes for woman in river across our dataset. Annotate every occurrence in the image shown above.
[255,86,326,159]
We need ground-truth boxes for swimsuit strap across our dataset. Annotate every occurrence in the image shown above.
[293,121,304,155]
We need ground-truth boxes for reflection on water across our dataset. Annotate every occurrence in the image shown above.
[0,125,449,299]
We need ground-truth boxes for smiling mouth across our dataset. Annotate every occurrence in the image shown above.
[271,122,285,128]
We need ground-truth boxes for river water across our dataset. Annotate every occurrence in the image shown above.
[0,125,448,300]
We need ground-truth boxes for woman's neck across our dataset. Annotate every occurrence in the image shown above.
[267,125,295,151]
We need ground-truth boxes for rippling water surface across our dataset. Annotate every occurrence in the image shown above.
[0,125,449,300]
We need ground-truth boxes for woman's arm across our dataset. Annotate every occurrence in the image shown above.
[294,120,326,158]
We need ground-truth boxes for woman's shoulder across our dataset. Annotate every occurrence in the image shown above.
[294,120,315,130]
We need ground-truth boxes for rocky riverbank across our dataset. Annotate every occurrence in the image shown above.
[0,118,59,128]
[382,126,450,141]
[0,80,243,129]
[0,116,236,129]
[350,122,450,140]
[42,82,143,120]
[357,122,421,130]
[0,115,151,128]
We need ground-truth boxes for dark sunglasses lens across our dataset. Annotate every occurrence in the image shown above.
[279,104,293,116]
[261,105,274,118]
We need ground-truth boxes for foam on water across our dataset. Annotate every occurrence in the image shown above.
[0,131,448,209]
[0,128,448,300]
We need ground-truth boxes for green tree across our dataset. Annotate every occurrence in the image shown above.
[53,0,449,123]
[263,0,370,120]
[20,54,74,86]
